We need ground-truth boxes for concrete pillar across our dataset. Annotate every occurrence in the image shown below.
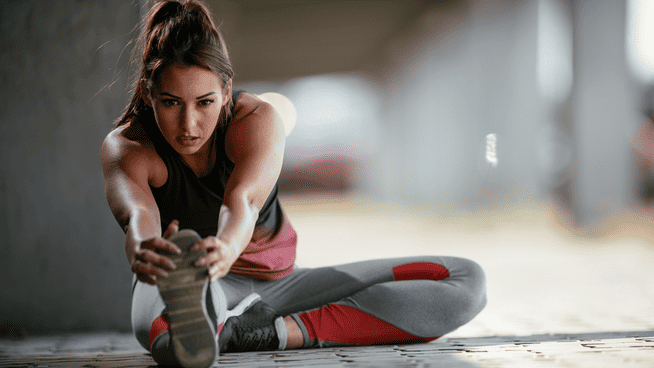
[377,0,544,212]
[0,1,140,334]
[571,0,640,226]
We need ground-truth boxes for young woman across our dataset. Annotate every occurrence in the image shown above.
[101,1,487,367]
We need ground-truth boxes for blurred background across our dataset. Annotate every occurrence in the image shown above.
[1,0,654,337]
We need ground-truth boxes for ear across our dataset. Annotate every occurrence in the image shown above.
[141,79,153,108]
[222,79,233,107]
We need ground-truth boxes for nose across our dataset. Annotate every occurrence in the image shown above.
[180,105,197,132]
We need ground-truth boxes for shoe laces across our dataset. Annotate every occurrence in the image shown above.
[221,301,279,352]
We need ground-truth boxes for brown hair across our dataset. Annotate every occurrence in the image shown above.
[114,0,233,129]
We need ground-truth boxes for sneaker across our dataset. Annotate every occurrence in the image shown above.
[224,293,263,320]
[157,229,216,368]
[218,300,280,353]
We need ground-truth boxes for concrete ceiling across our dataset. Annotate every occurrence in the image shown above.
[205,0,435,82]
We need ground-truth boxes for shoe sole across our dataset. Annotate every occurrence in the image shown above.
[158,229,216,368]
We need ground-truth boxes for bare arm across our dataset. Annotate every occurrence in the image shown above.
[101,128,181,285]
[191,93,286,280]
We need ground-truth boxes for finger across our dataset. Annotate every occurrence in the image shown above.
[133,258,169,279]
[189,236,219,252]
[210,269,220,282]
[209,257,231,276]
[137,272,157,285]
[195,249,220,267]
[190,238,215,253]
[131,259,143,274]
[163,220,179,239]
[210,262,230,281]
[139,249,176,271]
[148,237,181,255]
[189,240,203,253]
[141,235,181,257]
[208,264,222,282]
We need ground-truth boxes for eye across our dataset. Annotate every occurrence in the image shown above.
[161,99,179,107]
[198,99,215,106]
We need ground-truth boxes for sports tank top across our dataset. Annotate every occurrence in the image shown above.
[145,90,297,280]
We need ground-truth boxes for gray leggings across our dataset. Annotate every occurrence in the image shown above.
[132,256,486,350]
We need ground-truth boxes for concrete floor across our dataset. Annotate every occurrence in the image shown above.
[1,194,653,367]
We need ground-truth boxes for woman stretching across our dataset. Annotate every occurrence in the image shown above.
[101,1,487,367]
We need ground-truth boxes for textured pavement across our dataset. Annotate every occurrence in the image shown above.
[2,196,654,367]
[1,330,653,367]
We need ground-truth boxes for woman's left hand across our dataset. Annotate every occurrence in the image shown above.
[191,237,239,282]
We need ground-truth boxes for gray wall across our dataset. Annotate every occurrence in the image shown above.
[369,0,638,224]
[0,1,140,334]
[377,0,545,210]
[572,0,640,225]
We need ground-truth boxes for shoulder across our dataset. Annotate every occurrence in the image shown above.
[101,122,167,187]
[232,92,277,123]
[225,92,285,158]
[101,122,155,165]
[224,92,286,164]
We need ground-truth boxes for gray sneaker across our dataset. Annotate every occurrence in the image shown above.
[157,229,216,368]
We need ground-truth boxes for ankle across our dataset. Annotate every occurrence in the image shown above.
[283,316,304,349]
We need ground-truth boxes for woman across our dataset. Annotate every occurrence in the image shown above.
[101,1,487,367]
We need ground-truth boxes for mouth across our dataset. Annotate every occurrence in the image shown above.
[177,136,200,146]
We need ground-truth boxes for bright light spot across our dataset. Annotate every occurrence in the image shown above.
[289,76,356,127]
[626,0,654,82]
[486,133,498,167]
[279,74,382,160]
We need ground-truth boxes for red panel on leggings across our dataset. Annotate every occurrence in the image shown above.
[392,262,449,281]
[298,304,439,346]
[149,314,170,349]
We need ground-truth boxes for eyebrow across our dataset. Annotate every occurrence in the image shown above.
[159,92,217,99]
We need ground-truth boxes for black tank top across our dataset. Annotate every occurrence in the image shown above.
[144,90,281,238]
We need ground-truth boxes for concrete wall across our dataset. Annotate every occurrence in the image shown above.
[374,0,639,225]
[571,0,640,226]
[0,1,140,334]
[376,0,546,211]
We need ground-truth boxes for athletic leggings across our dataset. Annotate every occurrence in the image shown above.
[132,256,487,355]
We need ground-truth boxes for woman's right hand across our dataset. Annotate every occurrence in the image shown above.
[131,220,182,285]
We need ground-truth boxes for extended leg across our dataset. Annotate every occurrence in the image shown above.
[256,256,486,348]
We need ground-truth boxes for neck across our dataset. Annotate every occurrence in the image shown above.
[182,134,216,178]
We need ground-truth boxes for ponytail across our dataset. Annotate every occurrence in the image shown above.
[114,0,233,129]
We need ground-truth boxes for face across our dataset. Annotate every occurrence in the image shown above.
[146,63,230,161]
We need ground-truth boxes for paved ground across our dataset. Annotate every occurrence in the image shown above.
[2,195,654,367]
[1,331,653,367]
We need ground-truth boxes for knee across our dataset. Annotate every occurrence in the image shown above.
[468,258,486,287]
[455,257,487,318]
[449,256,486,286]
[421,256,487,289]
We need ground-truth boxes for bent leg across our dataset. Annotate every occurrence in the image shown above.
[256,256,486,348]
